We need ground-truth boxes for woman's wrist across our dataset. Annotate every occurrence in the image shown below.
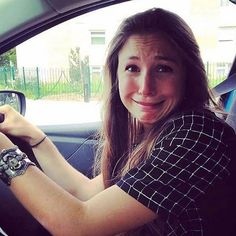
[0,146,35,185]
[27,129,47,148]
[30,135,47,148]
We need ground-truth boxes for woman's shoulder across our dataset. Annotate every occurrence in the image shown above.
[165,109,234,135]
[156,109,235,148]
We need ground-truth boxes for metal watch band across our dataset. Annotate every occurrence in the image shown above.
[0,146,35,186]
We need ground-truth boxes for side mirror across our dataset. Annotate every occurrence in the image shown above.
[0,90,26,115]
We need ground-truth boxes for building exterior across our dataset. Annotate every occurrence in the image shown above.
[16,0,236,81]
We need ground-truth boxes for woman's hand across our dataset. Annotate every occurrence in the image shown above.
[0,132,15,150]
[0,105,45,146]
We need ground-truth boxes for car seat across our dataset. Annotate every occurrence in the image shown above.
[203,72,236,235]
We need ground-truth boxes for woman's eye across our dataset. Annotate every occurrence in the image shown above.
[125,65,140,73]
[156,65,173,73]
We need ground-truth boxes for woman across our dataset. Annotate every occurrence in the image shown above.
[0,8,235,236]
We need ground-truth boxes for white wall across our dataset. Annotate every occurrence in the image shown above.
[16,0,191,69]
[16,0,236,71]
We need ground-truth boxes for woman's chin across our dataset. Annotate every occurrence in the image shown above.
[137,111,169,128]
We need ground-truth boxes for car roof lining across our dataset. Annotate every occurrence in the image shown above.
[46,0,109,13]
[0,0,55,40]
[1,0,119,38]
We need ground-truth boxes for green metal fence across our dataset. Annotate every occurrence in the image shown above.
[0,62,232,102]
[0,66,103,102]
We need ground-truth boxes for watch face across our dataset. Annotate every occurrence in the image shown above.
[0,148,30,185]
[8,156,22,170]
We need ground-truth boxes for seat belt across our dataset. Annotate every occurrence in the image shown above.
[212,73,236,97]
[212,73,236,132]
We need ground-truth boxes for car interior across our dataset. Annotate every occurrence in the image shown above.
[0,0,236,235]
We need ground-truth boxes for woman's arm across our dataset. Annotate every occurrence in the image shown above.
[10,166,156,236]
[31,136,104,200]
[0,105,104,200]
[0,132,156,236]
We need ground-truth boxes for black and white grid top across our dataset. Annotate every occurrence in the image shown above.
[116,109,235,235]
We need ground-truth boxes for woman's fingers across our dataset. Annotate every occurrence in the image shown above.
[0,113,5,123]
[0,105,45,144]
[0,105,28,137]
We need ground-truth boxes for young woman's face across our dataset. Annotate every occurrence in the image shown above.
[117,33,185,129]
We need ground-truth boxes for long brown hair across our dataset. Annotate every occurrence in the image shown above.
[93,8,215,234]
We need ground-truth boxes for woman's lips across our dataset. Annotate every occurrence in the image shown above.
[133,99,164,110]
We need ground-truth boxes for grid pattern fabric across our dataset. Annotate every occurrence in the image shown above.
[116,110,234,235]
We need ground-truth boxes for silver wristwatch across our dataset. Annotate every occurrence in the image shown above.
[0,146,35,186]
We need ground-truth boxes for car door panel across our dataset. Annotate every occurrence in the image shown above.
[40,122,100,178]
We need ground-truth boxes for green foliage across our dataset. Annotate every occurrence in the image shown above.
[69,47,82,82]
[68,47,91,85]
[0,48,17,67]
[0,66,101,101]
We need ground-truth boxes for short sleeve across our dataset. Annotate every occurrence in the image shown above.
[116,111,232,221]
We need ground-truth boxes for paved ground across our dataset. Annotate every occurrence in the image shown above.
[25,99,102,126]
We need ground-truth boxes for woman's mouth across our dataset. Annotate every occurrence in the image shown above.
[133,100,165,111]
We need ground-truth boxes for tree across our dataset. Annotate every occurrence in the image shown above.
[69,47,81,82]
[0,48,17,67]
[69,47,91,101]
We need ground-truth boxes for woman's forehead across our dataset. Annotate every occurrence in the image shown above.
[119,33,180,61]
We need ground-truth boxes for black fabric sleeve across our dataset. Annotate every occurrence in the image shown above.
[116,111,231,222]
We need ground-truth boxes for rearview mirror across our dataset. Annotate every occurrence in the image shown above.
[0,90,26,115]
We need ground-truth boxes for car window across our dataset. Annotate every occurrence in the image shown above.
[0,0,235,125]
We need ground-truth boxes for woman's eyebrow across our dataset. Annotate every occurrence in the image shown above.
[127,56,139,60]
[155,55,178,63]
[126,55,178,63]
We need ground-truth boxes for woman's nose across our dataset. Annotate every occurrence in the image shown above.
[138,71,155,96]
